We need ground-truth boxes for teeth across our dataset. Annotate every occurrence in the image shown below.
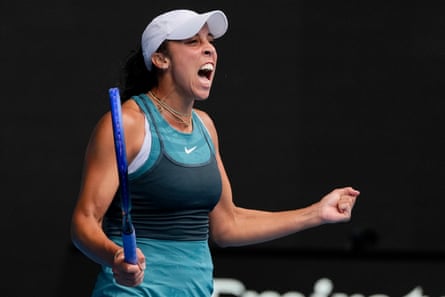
[200,63,213,71]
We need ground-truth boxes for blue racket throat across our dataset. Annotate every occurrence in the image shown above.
[109,87,138,265]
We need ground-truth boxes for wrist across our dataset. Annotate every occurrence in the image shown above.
[114,248,124,261]
[306,202,324,226]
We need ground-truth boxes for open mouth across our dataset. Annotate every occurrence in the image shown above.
[198,63,214,80]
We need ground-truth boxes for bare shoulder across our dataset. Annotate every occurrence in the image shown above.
[193,108,219,149]
[194,108,216,131]
[122,99,145,125]
[119,99,146,159]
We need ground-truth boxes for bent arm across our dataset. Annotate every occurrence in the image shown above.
[196,110,359,248]
[71,101,145,266]
[71,112,123,266]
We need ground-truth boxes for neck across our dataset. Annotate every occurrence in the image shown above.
[148,90,193,129]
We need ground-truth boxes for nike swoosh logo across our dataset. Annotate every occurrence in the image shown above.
[184,146,197,154]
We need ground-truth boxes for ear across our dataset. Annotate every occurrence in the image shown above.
[151,53,170,70]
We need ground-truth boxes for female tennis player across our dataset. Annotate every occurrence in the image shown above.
[70,8,360,297]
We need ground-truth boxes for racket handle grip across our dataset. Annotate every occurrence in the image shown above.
[122,229,137,264]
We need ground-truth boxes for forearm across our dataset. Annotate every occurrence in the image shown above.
[211,186,359,247]
[71,214,121,267]
[211,203,323,247]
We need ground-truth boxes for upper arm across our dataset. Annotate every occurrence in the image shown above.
[73,113,120,223]
[73,100,145,225]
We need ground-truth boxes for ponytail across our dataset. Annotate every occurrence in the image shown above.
[118,46,157,101]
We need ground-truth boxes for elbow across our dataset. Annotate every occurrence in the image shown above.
[211,236,230,248]
[210,229,238,248]
[70,213,87,252]
[70,219,81,250]
[212,238,232,248]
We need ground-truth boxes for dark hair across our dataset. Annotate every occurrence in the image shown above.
[118,42,169,101]
[118,46,156,101]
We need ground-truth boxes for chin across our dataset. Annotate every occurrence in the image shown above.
[194,96,210,102]
[194,90,211,101]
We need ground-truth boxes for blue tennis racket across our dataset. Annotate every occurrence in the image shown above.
[108,87,137,264]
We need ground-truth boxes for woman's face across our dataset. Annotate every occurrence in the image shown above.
[166,24,218,100]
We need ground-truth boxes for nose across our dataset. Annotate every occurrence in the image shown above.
[203,47,215,57]
[203,41,215,57]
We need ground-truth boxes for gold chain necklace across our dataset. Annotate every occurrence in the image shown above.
[148,91,192,128]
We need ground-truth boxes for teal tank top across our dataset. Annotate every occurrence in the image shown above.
[103,94,222,241]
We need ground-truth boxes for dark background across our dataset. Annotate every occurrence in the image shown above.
[1,0,444,296]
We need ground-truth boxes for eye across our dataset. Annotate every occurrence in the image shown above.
[185,37,199,45]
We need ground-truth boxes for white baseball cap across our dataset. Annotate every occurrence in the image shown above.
[141,9,228,71]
